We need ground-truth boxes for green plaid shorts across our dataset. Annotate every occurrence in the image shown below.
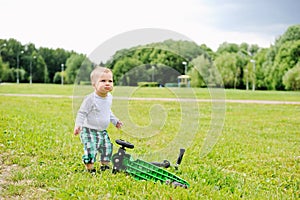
[80,127,113,164]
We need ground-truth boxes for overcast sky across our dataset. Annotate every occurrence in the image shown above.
[1,0,299,59]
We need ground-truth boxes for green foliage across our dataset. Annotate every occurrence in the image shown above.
[0,39,87,84]
[263,24,300,90]
[108,40,210,86]
[215,52,239,88]
[53,72,64,84]
[65,54,92,84]
[189,55,222,87]
[270,40,300,89]
[217,42,239,54]
[137,82,159,87]
[253,48,268,90]
[0,57,11,82]
[275,24,300,47]
[283,62,300,90]
[113,57,143,86]
[1,24,300,90]
[39,47,73,81]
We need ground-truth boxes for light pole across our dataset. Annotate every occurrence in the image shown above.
[182,61,187,75]
[245,68,249,90]
[241,49,255,91]
[250,59,256,91]
[0,43,6,56]
[61,64,64,85]
[151,65,155,82]
[29,56,36,84]
[16,50,24,84]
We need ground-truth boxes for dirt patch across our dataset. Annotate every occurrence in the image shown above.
[0,152,19,198]
[0,152,47,199]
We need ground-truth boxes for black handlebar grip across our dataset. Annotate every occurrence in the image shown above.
[151,162,165,167]
[176,148,185,165]
[151,160,170,168]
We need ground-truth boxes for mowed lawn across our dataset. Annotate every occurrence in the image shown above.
[0,84,299,199]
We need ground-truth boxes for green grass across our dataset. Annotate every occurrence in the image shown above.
[0,83,299,101]
[0,83,74,95]
[0,84,299,199]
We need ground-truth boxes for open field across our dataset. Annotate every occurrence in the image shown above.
[0,84,299,199]
[0,83,300,101]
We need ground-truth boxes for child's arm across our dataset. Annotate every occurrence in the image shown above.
[74,95,91,135]
[115,121,123,129]
[73,126,81,135]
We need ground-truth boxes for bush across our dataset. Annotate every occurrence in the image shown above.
[53,72,62,84]
[137,82,159,87]
[283,63,300,90]
[165,83,178,87]
[179,83,187,87]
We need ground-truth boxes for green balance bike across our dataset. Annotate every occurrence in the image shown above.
[111,139,190,188]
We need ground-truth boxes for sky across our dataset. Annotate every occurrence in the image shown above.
[1,0,299,62]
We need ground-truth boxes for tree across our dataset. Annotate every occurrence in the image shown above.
[275,24,300,47]
[214,52,239,88]
[190,55,221,87]
[270,40,300,89]
[39,47,73,82]
[113,57,143,85]
[216,42,239,54]
[65,54,92,84]
[0,57,11,82]
[31,55,48,83]
[283,62,300,90]
[253,48,268,90]
[263,24,300,90]
[53,71,63,84]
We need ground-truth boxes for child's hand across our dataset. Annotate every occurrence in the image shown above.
[73,126,81,135]
[116,121,123,129]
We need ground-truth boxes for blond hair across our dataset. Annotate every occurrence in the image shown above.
[90,66,113,85]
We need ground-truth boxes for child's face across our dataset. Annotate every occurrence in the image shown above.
[93,72,113,97]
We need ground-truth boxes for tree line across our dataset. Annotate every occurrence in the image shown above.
[0,24,299,90]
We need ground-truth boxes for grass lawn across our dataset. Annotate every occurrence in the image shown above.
[0,84,299,199]
[0,83,299,101]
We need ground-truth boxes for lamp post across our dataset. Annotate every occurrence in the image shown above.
[16,50,24,84]
[61,64,64,85]
[0,43,6,56]
[29,56,36,84]
[241,49,255,91]
[245,68,249,90]
[182,61,187,75]
[250,59,256,91]
[151,65,155,82]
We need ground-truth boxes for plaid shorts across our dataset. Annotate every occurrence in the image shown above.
[80,127,113,164]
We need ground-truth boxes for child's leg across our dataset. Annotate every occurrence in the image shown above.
[98,130,113,170]
[85,163,94,170]
[80,128,98,172]
[85,163,96,174]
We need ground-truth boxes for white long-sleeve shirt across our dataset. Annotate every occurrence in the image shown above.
[75,92,119,131]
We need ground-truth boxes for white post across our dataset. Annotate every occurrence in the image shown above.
[61,64,64,85]
[16,50,24,84]
[151,66,155,82]
[182,61,187,75]
[245,69,249,90]
[250,59,256,91]
[30,56,36,84]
